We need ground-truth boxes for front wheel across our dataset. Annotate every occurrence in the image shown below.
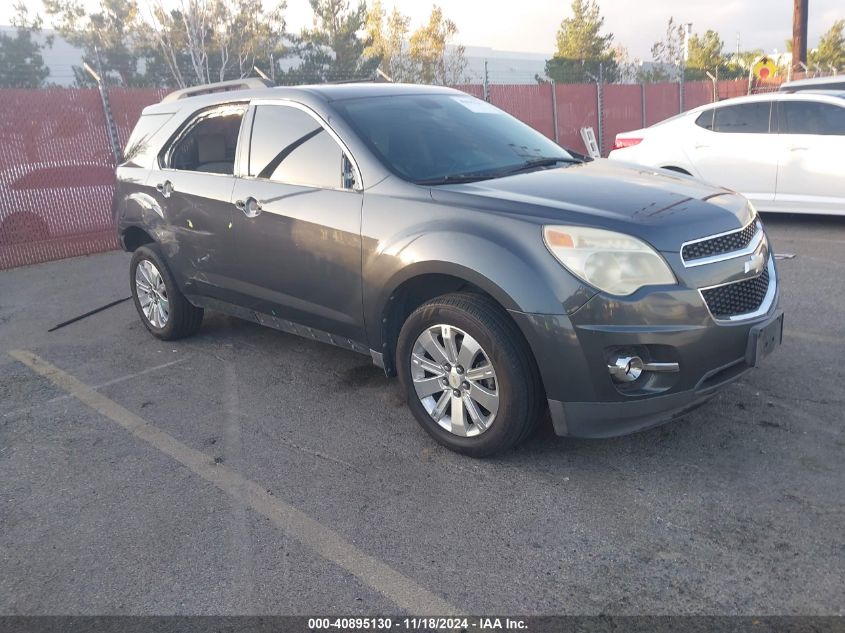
[130,245,203,340]
[396,293,544,457]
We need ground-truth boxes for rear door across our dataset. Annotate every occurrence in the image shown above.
[153,103,246,301]
[685,101,779,209]
[229,101,365,342]
[774,98,845,215]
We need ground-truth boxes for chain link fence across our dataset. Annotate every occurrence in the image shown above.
[0,74,779,270]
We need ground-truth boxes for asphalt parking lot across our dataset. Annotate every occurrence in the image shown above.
[1,214,843,616]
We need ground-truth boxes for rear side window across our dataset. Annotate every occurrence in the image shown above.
[124,113,172,166]
[695,110,714,130]
[164,104,246,174]
[779,100,845,135]
[248,105,346,189]
[712,102,772,133]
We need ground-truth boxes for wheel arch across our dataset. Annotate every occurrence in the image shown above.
[121,225,156,251]
[660,165,693,176]
[374,263,525,377]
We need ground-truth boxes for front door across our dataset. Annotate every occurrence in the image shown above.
[229,102,365,342]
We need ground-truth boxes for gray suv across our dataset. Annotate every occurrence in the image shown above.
[114,82,783,456]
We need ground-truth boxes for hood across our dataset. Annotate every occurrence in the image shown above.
[429,159,755,252]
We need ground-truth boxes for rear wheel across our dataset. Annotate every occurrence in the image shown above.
[130,245,203,340]
[396,293,543,457]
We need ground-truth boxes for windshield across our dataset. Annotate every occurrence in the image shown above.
[332,93,574,184]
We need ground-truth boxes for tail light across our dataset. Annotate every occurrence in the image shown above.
[612,137,642,151]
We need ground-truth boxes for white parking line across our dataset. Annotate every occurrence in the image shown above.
[1,357,188,419]
[8,349,457,616]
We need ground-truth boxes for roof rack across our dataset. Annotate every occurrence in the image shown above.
[161,78,273,103]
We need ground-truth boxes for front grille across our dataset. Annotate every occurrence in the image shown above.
[682,220,759,262]
[701,267,770,318]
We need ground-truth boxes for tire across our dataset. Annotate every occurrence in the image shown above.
[396,293,544,457]
[130,245,203,340]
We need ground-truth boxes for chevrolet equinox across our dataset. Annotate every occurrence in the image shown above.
[113,82,783,456]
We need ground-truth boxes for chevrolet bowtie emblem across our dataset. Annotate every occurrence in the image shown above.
[744,252,765,275]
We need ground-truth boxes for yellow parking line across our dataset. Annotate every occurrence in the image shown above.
[8,349,457,616]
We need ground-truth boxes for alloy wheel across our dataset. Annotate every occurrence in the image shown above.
[134,259,169,329]
[410,324,499,437]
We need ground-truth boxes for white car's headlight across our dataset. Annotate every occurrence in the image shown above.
[543,225,676,296]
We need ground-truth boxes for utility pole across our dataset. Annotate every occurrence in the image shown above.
[792,0,808,74]
[483,60,490,102]
[683,23,693,62]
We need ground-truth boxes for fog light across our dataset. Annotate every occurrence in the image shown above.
[608,355,680,383]
[609,355,644,383]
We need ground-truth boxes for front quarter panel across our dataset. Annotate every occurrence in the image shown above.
[361,180,597,349]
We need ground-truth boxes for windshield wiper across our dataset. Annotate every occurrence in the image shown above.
[414,156,581,186]
[414,172,501,185]
[499,156,581,176]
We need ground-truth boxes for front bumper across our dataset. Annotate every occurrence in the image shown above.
[510,263,782,438]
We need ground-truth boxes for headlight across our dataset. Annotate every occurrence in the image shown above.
[543,225,676,296]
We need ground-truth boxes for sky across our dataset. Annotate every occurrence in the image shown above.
[2,0,843,60]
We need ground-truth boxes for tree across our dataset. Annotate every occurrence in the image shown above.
[42,0,146,86]
[0,2,51,88]
[638,16,685,82]
[810,20,845,71]
[687,29,725,72]
[680,28,731,80]
[724,48,765,79]
[363,0,411,81]
[287,0,377,83]
[144,0,288,88]
[407,5,467,85]
[544,0,617,83]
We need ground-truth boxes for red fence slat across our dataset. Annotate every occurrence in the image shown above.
[683,81,713,111]
[554,83,598,154]
[602,84,644,155]
[718,79,748,100]
[108,87,169,149]
[0,89,117,270]
[643,83,680,127]
[489,83,555,139]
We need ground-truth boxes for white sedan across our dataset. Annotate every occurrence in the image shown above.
[608,91,845,216]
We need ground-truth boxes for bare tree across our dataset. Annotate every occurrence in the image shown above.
[145,0,287,87]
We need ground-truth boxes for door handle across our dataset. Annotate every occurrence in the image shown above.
[155,180,173,198]
[235,196,262,218]
[694,144,709,150]
[789,146,808,152]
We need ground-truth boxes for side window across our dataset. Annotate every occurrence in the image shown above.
[165,105,246,174]
[712,102,772,134]
[248,104,348,189]
[124,113,172,165]
[695,109,715,130]
[780,100,845,135]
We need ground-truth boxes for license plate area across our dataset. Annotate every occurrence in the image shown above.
[747,310,783,367]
